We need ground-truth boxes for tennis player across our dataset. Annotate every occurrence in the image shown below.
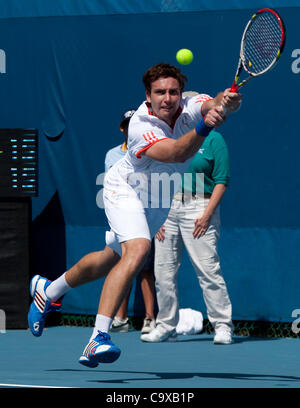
[28,63,241,367]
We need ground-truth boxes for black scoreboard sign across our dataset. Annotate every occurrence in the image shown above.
[0,129,38,197]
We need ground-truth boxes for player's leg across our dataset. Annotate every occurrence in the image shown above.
[79,183,154,366]
[79,237,151,367]
[97,191,152,322]
[97,238,151,319]
[111,240,156,334]
[64,246,120,288]
[28,245,120,337]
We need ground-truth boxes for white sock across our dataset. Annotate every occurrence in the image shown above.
[89,314,113,341]
[45,272,71,301]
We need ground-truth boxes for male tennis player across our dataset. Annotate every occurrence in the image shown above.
[28,63,241,367]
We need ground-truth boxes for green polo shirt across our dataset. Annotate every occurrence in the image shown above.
[182,130,230,195]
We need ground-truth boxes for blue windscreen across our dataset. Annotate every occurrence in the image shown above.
[0,2,299,322]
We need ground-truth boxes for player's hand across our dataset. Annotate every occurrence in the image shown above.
[204,106,224,128]
[221,88,242,114]
[155,225,165,241]
[193,215,211,238]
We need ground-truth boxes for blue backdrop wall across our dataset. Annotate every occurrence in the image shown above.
[0,0,299,322]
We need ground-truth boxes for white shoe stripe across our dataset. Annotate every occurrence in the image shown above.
[83,341,97,357]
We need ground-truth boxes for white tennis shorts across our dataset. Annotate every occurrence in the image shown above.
[103,181,168,256]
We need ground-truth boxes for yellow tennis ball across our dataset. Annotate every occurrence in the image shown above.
[176,48,194,65]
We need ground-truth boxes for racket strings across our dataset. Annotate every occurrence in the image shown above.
[243,11,283,74]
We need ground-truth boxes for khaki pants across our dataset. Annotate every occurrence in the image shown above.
[154,194,233,335]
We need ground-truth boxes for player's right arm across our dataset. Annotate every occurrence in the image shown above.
[201,90,242,116]
[144,106,223,163]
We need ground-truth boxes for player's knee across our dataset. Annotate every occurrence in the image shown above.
[133,241,151,267]
[122,239,151,270]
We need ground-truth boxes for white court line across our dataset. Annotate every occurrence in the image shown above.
[0,383,74,388]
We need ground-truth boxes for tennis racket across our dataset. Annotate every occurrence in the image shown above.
[229,8,286,92]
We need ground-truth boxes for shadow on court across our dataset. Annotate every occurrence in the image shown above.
[47,368,300,385]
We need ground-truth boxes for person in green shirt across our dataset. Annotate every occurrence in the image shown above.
[141,129,233,344]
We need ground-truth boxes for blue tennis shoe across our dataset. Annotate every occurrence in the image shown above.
[28,275,52,337]
[79,331,121,368]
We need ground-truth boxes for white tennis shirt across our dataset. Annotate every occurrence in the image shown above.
[103,93,212,254]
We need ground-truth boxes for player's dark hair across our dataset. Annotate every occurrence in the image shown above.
[143,63,187,94]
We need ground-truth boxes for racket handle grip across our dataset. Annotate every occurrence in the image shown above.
[221,105,228,117]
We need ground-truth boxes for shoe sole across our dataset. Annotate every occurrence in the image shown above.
[27,303,44,337]
[78,357,99,368]
[79,348,121,368]
[28,275,52,337]
[28,275,43,337]
[95,349,121,363]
